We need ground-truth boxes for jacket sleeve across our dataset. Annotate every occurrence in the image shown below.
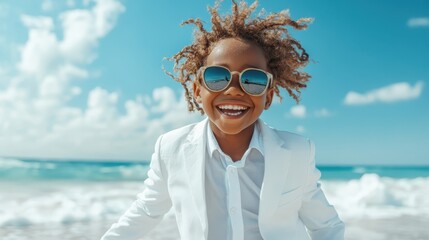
[100,135,172,240]
[298,140,345,240]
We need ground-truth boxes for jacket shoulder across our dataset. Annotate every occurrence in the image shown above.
[157,121,203,156]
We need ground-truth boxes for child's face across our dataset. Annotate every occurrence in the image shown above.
[193,38,274,136]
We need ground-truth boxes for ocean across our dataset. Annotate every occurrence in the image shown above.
[1,157,428,240]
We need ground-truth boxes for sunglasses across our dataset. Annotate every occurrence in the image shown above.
[200,65,273,96]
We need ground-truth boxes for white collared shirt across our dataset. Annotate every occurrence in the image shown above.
[205,123,265,240]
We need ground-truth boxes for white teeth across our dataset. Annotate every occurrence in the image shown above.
[224,111,243,116]
[218,105,248,116]
[218,105,248,110]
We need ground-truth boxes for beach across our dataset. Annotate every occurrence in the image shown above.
[2,205,429,240]
[1,158,429,240]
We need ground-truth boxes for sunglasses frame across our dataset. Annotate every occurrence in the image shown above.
[199,65,273,96]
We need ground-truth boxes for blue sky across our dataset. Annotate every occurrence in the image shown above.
[0,0,428,165]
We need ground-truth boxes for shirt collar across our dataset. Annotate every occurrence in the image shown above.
[206,121,264,160]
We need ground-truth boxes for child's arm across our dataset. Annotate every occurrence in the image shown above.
[101,135,172,240]
[298,140,345,240]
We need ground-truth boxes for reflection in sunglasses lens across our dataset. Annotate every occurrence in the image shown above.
[241,69,268,95]
[204,67,230,91]
[203,67,268,95]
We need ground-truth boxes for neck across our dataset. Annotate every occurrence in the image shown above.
[210,122,255,162]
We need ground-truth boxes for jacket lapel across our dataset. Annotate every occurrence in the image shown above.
[183,118,209,238]
[258,120,292,224]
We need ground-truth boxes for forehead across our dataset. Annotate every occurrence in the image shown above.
[206,38,268,69]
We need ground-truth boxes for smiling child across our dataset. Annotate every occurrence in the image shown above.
[101,1,344,239]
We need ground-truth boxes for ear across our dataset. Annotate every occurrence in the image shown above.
[264,87,274,110]
[193,80,202,103]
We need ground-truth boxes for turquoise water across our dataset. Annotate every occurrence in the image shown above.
[0,158,149,181]
[320,165,429,180]
[1,157,428,181]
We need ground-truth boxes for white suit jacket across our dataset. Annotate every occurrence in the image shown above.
[101,118,345,240]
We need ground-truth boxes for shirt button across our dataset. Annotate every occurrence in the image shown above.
[230,207,236,214]
[229,167,236,174]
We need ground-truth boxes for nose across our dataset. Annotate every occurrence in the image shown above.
[223,72,245,96]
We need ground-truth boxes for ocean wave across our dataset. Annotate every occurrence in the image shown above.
[0,181,143,227]
[1,173,428,226]
[322,173,429,219]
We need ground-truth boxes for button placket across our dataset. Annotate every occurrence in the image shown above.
[226,165,244,240]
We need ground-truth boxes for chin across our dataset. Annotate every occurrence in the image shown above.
[216,123,251,135]
[219,128,243,135]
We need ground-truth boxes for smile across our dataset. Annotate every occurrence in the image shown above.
[217,104,249,117]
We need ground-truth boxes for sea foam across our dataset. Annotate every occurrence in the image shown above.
[1,173,428,227]
[322,173,429,219]
[0,181,142,227]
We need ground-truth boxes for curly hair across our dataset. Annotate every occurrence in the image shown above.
[165,0,312,114]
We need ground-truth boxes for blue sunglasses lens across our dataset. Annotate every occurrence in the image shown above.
[203,66,231,91]
[241,69,269,95]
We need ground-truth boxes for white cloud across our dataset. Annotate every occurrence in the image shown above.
[314,108,331,118]
[296,125,305,134]
[59,0,125,64]
[344,81,424,106]
[1,85,202,160]
[14,0,124,111]
[85,87,119,123]
[290,105,306,118]
[408,17,429,28]
[93,0,125,37]
[19,15,59,76]
[151,87,178,113]
[21,15,54,29]
[51,87,201,160]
